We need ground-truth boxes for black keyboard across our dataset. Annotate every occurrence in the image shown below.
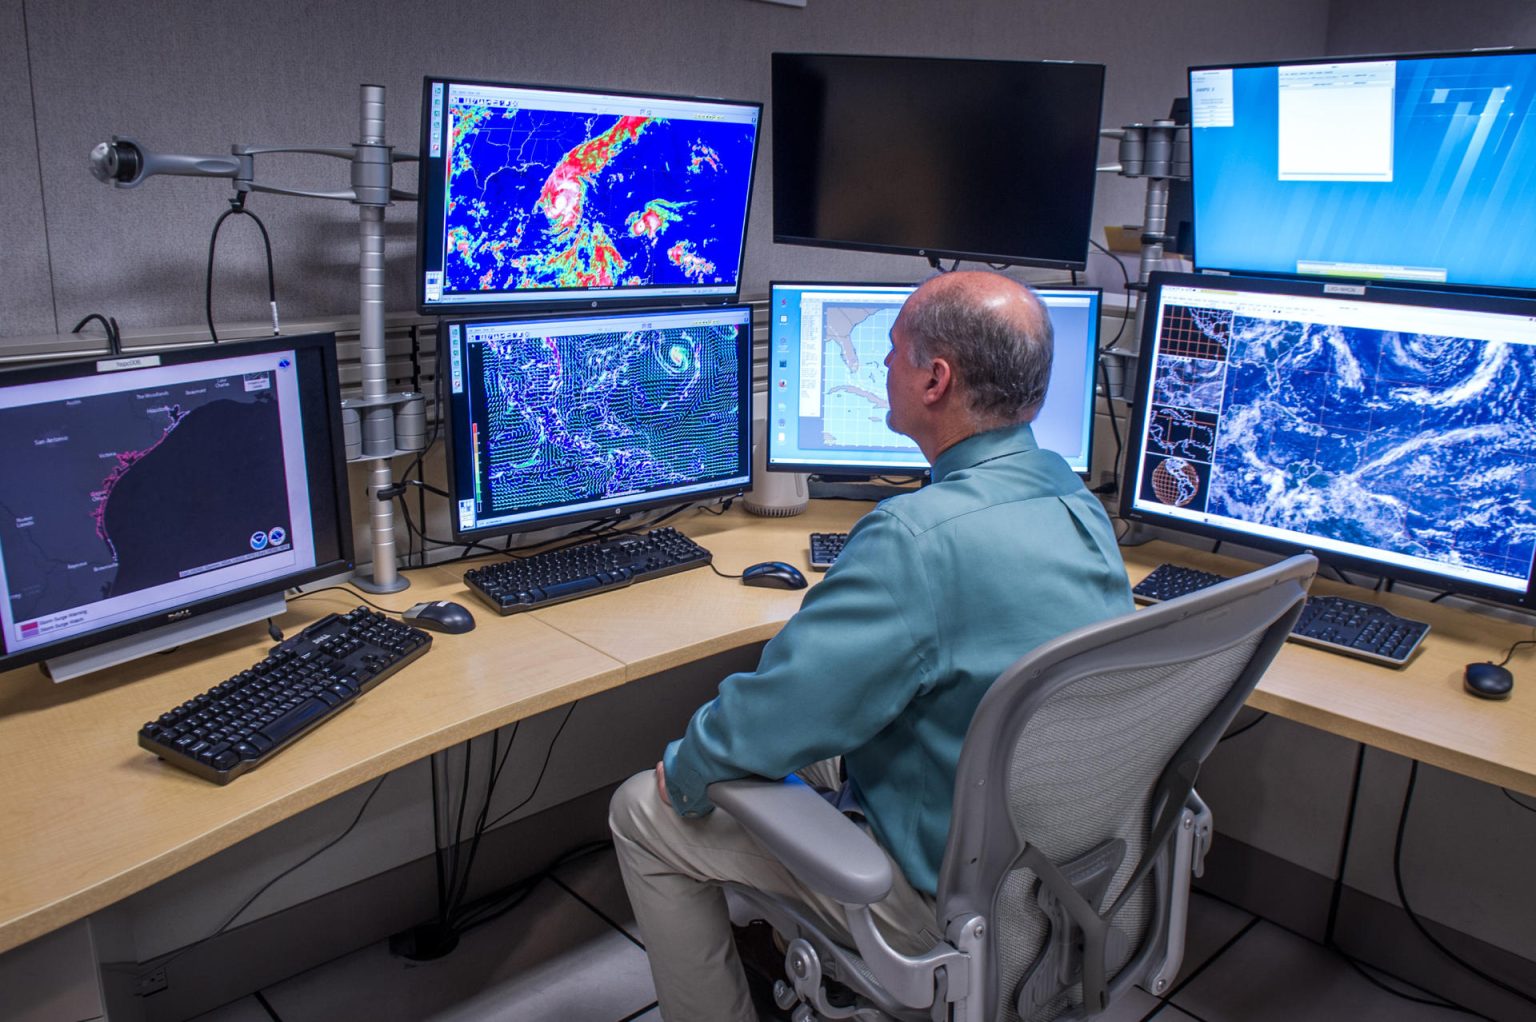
[464,527,712,614]
[1133,563,1430,667]
[809,532,850,571]
[139,607,432,784]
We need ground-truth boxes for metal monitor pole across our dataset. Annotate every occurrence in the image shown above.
[90,84,418,593]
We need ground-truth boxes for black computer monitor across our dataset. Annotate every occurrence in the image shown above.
[417,77,762,315]
[1190,48,1536,290]
[0,334,353,677]
[440,305,753,541]
[765,281,1102,475]
[771,53,1105,271]
[1121,272,1536,607]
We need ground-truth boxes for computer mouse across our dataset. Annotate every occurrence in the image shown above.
[741,561,808,590]
[1463,661,1514,700]
[402,600,476,634]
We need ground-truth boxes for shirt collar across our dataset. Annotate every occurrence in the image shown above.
[930,423,1039,484]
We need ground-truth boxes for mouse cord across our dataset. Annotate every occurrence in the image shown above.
[708,562,745,580]
[1493,637,1536,668]
[287,584,410,616]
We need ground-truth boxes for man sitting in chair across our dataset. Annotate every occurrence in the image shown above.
[610,270,1134,1021]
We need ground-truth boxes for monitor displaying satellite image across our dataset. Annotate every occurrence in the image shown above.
[442,306,752,536]
[419,79,760,312]
[1131,280,1536,596]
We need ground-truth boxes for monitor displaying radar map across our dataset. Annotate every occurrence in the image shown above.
[1122,272,1536,607]
[765,282,1101,475]
[417,77,761,314]
[439,305,753,540]
[0,334,352,674]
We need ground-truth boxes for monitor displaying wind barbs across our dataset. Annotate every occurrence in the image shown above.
[1121,272,1536,607]
[439,305,753,540]
[1190,49,1536,290]
[771,53,1105,270]
[765,282,1101,475]
[417,77,762,314]
[0,334,353,674]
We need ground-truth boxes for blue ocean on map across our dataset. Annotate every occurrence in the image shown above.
[1207,316,1536,579]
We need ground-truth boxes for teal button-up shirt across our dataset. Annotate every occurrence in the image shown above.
[664,423,1134,894]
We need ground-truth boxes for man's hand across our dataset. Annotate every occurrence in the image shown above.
[654,760,671,806]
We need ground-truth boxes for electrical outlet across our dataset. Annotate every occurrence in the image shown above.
[135,968,167,997]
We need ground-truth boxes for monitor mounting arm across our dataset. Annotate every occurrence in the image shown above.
[90,84,420,594]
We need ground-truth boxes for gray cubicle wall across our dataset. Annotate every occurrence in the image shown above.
[0,0,1333,340]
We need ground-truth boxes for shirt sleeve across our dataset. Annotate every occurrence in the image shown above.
[662,508,937,817]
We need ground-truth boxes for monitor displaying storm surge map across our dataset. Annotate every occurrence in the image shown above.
[420,79,761,311]
[0,370,296,635]
[1134,284,1536,593]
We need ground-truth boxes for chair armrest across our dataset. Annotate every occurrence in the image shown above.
[709,778,894,906]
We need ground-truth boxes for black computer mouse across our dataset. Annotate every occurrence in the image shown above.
[1463,661,1514,700]
[741,561,808,590]
[402,600,477,634]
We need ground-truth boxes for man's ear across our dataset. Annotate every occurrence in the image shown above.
[923,356,954,407]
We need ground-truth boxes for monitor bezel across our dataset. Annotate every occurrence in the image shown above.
[416,75,763,317]
[1120,271,1536,609]
[0,333,355,674]
[437,305,755,543]
[770,53,1105,273]
[764,279,1102,477]
[1187,47,1536,294]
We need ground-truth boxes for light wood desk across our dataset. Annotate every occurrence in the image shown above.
[1,499,1532,959]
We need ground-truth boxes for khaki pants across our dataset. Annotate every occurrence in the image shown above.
[608,761,938,1022]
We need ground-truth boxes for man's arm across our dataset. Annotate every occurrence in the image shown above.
[662,510,936,816]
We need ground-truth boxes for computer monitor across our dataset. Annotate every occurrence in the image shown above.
[417,77,762,315]
[765,282,1102,475]
[771,53,1105,271]
[0,334,353,679]
[1190,49,1536,290]
[440,305,753,541]
[1122,272,1536,607]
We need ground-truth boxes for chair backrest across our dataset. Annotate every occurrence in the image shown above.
[936,553,1315,1022]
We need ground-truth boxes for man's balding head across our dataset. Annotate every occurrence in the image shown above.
[894,272,1054,427]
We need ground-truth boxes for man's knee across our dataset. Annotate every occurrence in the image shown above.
[609,769,661,845]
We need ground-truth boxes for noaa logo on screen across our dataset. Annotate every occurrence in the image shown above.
[250,526,287,551]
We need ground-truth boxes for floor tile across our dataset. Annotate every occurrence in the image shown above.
[1172,919,1477,1022]
[261,876,655,1021]
[1175,890,1256,981]
[551,844,642,943]
[186,995,274,1022]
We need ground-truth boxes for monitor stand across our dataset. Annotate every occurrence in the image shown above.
[41,592,287,683]
[808,476,922,502]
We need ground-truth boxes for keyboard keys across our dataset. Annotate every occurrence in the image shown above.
[464,528,712,615]
[808,532,849,571]
[138,607,431,784]
[1132,563,1429,668]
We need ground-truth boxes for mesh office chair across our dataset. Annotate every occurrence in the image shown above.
[709,553,1315,1022]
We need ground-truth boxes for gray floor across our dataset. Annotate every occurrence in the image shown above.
[190,847,1481,1022]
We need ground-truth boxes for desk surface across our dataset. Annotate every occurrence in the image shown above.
[1,500,1533,956]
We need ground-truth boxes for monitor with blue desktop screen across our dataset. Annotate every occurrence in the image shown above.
[765,282,1101,475]
[0,334,353,676]
[440,305,753,541]
[1121,272,1536,607]
[1189,49,1536,290]
[417,77,761,314]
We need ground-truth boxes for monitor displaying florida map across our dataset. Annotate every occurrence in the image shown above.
[0,334,352,673]
[439,305,753,539]
[1122,272,1536,607]
[417,77,762,314]
[765,281,1101,475]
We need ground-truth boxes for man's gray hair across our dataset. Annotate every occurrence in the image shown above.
[902,281,1054,422]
